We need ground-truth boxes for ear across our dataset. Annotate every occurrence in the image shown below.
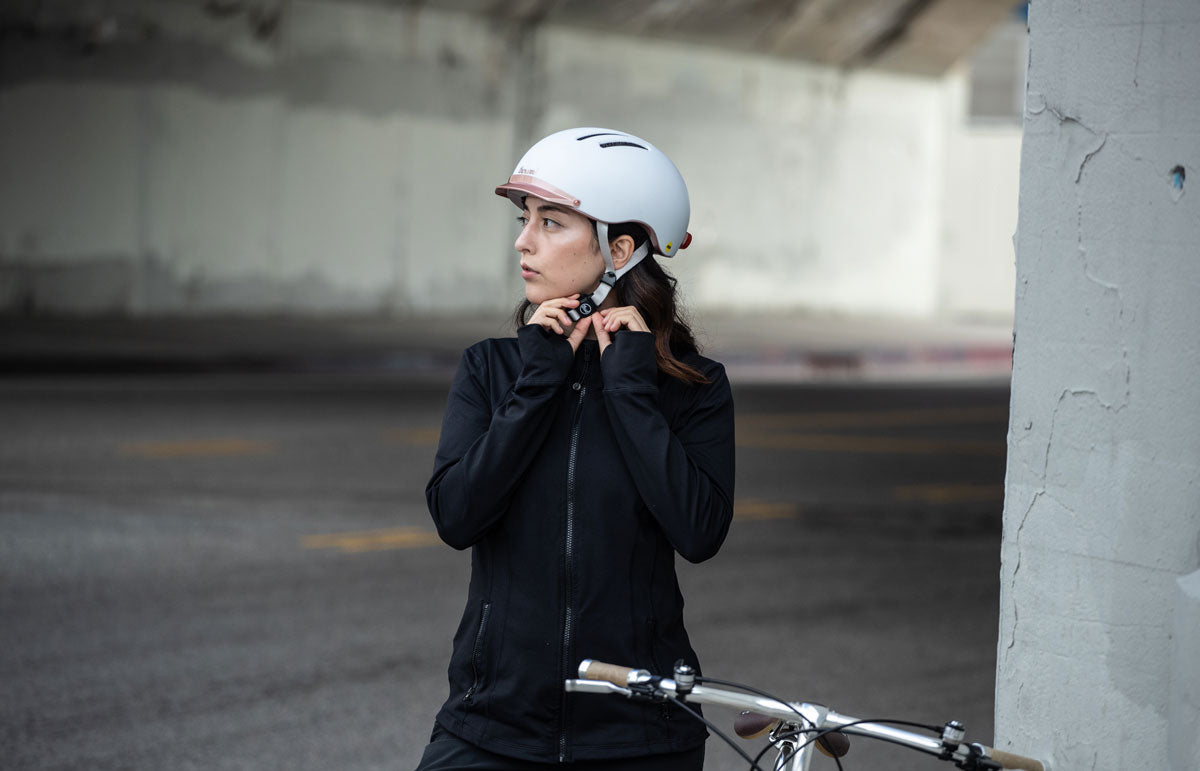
[608,234,638,271]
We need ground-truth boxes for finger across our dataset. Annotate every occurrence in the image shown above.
[593,317,611,351]
[607,307,648,332]
[568,315,593,349]
[604,310,629,331]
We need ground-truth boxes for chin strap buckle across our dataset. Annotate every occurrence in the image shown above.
[567,293,601,321]
[566,271,617,321]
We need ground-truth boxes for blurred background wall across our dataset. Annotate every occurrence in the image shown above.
[0,0,1025,320]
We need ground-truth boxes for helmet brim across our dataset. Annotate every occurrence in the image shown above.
[494,174,580,208]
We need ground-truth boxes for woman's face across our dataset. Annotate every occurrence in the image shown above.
[514,196,605,305]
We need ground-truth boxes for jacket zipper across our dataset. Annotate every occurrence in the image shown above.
[559,346,590,763]
[462,601,491,704]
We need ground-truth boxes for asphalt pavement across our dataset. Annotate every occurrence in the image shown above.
[1,311,1015,771]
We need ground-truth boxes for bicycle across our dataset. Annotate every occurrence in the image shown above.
[565,660,1046,771]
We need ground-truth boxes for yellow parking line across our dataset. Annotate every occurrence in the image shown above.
[303,527,443,553]
[118,439,277,458]
[734,499,798,520]
[891,483,1004,504]
[383,428,441,445]
[736,432,1004,456]
[737,406,1007,430]
[305,499,801,553]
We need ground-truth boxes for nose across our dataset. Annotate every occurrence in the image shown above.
[514,219,533,254]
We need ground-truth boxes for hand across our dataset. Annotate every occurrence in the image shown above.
[593,306,649,357]
[527,295,594,353]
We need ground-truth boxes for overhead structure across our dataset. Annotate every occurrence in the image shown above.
[0,0,1023,75]
[424,0,1024,76]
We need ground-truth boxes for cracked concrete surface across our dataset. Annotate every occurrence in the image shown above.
[1000,1,1200,768]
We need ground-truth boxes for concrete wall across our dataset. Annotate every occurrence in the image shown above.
[942,61,1022,319]
[0,2,520,315]
[941,123,1021,318]
[998,0,1200,768]
[0,0,1019,319]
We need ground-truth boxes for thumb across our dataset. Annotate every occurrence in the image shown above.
[567,314,593,351]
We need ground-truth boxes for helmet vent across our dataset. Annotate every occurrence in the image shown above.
[576,132,621,140]
[599,141,647,150]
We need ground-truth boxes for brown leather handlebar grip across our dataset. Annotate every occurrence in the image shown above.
[983,747,1044,771]
[578,660,636,687]
[815,731,851,759]
[734,710,778,739]
[732,711,850,758]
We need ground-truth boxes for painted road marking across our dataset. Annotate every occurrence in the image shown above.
[118,438,277,458]
[305,499,806,554]
[379,410,1005,455]
[736,432,1003,456]
[302,487,995,555]
[737,406,1006,430]
[736,406,1006,456]
[891,483,1004,504]
[303,527,443,553]
[384,428,441,445]
[734,499,797,520]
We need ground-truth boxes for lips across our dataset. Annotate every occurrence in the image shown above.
[520,263,539,279]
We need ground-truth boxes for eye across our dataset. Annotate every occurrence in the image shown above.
[516,215,529,226]
[542,217,561,229]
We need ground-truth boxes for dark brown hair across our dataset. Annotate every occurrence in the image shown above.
[513,222,709,384]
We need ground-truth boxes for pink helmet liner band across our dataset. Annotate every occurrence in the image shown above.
[494,175,580,207]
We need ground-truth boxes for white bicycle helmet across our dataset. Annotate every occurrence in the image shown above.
[495,127,692,317]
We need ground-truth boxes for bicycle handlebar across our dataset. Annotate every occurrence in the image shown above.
[578,659,638,687]
[979,747,1044,771]
[570,660,1046,771]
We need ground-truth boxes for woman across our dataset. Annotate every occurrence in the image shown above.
[418,127,735,770]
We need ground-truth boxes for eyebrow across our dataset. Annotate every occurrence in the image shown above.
[523,202,574,217]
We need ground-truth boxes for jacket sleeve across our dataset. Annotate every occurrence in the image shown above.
[600,331,735,563]
[425,325,573,549]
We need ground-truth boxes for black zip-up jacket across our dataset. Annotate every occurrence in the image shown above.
[425,324,735,763]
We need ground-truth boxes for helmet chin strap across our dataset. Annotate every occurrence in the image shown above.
[567,221,650,321]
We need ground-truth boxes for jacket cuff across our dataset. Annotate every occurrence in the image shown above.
[600,331,658,391]
[517,324,574,383]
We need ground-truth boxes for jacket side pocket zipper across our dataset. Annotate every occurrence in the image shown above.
[462,601,491,704]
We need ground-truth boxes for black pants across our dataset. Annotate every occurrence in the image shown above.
[414,724,705,771]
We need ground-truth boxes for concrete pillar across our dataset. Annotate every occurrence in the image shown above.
[1171,571,1200,771]
[998,1,1200,768]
